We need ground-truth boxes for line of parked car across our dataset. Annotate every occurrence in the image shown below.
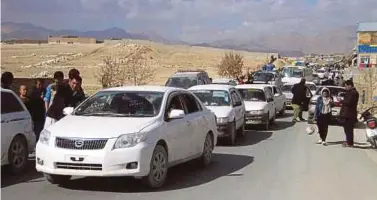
[1,69,346,189]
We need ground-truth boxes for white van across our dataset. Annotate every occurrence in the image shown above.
[281,65,314,84]
[1,88,36,173]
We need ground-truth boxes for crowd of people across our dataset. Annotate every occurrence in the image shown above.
[1,69,86,140]
[291,78,359,147]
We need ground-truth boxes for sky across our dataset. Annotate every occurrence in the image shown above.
[2,0,377,43]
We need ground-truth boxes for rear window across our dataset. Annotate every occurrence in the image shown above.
[1,92,25,114]
[192,90,230,106]
[237,89,266,102]
[165,76,198,89]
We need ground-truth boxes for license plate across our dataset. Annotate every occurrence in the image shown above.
[246,120,261,124]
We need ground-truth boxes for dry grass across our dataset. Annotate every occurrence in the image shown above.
[1,40,275,93]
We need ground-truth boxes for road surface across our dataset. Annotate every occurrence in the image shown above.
[2,111,377,200]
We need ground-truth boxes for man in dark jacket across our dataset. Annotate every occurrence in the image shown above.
[291,78,307,122]
[339,80,359,147]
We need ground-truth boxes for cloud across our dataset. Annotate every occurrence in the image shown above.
[2,0,377,42]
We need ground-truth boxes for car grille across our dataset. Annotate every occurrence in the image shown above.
[55,137,107,150]
[55,162,102,171]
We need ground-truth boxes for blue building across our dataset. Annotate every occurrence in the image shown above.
[357,22,377,68]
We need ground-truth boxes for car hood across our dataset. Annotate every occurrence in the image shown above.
[244,101,267,111]
[206,106,232,118]
[47,115,158,138]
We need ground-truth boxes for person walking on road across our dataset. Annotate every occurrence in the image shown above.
[339,80,359,147]
[315,88,333,146]
[291,78,307,122]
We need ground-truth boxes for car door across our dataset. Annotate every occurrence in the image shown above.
[264,88,275,119]
[180,93,205,156]
[230,89,244,129]
[272,86,284,112]
[163,93,192,162]
[1,91,31,163]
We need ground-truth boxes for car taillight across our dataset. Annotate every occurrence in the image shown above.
[367,120,377,129]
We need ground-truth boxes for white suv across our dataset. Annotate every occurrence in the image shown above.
[189,84,245,145]
[36,86,217,188]
[1,88,36,173]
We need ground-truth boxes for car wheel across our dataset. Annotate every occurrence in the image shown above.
[199,133,213,167]
[142,145,168,189]
[44,174,71,184]
[8,135,29,174]
[227,121,237,145]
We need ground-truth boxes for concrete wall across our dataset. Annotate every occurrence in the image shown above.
[48,37,96,44]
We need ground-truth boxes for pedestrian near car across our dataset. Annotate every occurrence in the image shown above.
[19,85,32,112]
[68,75,85,108]
[339,80,359,147]
[28,79,46,139]
[315,88,333,146]
[44,71,64,110]
[1,71,14,89]
[291,78,307,122]
[44,84,68,129]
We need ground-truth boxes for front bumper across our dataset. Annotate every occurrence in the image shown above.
[35,138,155,177]
[217,122,233,137]
[245,113,268,125]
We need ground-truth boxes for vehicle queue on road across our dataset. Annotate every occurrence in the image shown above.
[1,65,347,189]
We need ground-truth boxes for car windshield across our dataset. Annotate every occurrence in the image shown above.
[282,68,303,78]
[192,90,230,106]
[237,89,266,101]
[281,85,293,92]
[317,70,325,73]
[253,73,274,82]
[315,87,346,97]
[165,76,198,89]
[74,91,164,117]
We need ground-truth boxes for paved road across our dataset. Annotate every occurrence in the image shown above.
[2,111,377,200]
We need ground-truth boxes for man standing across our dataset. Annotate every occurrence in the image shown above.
[339,80,359,147]
[68,75,85,108]
[291,78,307,122]
[44,71,64,110]
[29,79,46,140]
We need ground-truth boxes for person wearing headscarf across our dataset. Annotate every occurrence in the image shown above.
[315,87,333,145]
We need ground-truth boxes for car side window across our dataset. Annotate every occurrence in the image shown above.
[230,90,242,106]
[165,94,184,119]
[181,93,200,114]
[1,92,25,114]
[198,79,204,85]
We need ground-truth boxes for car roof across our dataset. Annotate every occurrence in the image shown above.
[212,78,234,82]
[102,85,186,93]
[189,84,234,91]
[235,84,268,90]
[172,72,202,76]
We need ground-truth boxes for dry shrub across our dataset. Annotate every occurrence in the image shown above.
[218,51,244,78]
[96,47,156,88]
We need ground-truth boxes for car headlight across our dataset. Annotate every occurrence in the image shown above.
[217,117,229,124]
[113,133,147,149]
[39,129,51,145]
[248,110,264,115]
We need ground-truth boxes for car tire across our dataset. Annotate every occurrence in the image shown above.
[142,145,168,189]
[198,133,213,167]
[44,174,71,185]
[8,135,29,174]
[226,121,237,145]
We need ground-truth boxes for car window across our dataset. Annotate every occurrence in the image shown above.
[1,91,25,114]
[265,88,273,100]
[165,76,198,89]
[237,89,266,102]
[272,86,279,95]
[74,91,163,117]
[181,93,200,114]
[230,90,242,106]
[192,90,230,106]
[165,94,185,118]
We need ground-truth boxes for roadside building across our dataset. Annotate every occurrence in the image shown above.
[48,36,96,44]
[357,22,377,68]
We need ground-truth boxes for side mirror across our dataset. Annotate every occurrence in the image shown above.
[168,109,185,120]
[63,107,74,115]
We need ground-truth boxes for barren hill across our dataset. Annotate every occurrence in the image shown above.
[1,40,276,93]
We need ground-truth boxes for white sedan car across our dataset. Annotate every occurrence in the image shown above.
[36,86,217,188]
[236,84,276,130]
[1,88,36,173]
[189,84,245,145]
